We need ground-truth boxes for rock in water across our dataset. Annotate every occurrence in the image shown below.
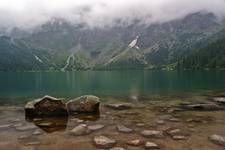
[70,124,91,136]
[213,97,225,104]
[145,142,159,149]
[67,95,100,113]
[179,102,222,111]
[141,130,164,138]
[209,134,225,146]
[116,125,133,133]
[94,135,116,148]
[25,95,67,117]
[105,103,133,110]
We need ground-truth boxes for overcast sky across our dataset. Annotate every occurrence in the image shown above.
[0,0,225,29]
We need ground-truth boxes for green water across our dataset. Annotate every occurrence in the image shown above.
[0,70,225,99]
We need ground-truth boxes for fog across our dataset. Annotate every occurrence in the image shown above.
[0,0,225,30]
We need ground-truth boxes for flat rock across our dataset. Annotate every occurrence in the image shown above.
[94,135,116,149]
[145,141,159,149]
[37,122,54,127]
[88,124,104,131]
[117,125,133,133]
[24,141,41,146]
[126,139,143,146]
[141,130,164,138]
[110,147,127,150]
[179,102,222,111]
[167,129,182,136]
[156,120,165,125]
[0,124,11,130]
[168,118,180,122]
[213,97,225,104]
[25,95,67,117]
[172,135,188,140]
[70,124,91,136]
[67,95,100,113]
[16,125,37,131]
[32,130,42,135]
[209,134,225,146]
[105,103,133,110]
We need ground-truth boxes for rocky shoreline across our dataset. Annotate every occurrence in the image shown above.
[0,93,225,149]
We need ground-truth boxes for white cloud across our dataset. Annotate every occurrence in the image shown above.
[0,0,225,29]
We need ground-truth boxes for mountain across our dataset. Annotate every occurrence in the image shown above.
[0,12,225,71]
[0,36,55,71]
[177,28,225,69]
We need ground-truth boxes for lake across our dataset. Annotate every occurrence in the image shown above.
[1,70,225,150]
[0,70,225,99]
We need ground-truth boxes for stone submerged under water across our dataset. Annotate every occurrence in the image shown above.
[25,95,68,117]
[179,102,222,111]
[209,134,225,146]
[70,124,91,136]
[67,95,100,114]
[105,103,133,110]
[141,130,164,138]
[94,135,116,149]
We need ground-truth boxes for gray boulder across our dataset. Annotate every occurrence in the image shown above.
[25,95,68,117]
[67,95,100,114]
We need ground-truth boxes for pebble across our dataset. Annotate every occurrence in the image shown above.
[145,141,159,149]
[94,135,116,149]
[209,134,225,146]
[172,135,188,140]
[141,130,164,138]
[88,124,105,131]
[70,124,91,136]
[110,147,127,150]
[0,124,11,130]
[16,125,37,131]
[126,139,143,146]
[117,125,133,133]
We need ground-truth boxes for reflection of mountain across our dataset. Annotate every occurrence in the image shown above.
[1,12,225,70]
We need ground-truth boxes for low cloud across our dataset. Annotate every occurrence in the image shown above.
[0,0,225,30]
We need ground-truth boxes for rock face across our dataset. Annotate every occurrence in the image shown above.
[105,103,133,110]
[25,95,67,117]
[67,95,100,114]
[179,102,222,111]
[209,134,225,146]
[94,135,116,149]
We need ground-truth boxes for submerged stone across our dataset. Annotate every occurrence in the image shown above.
[213,97,225,104]
[145,141,159,149]
[179,102,222,111]
[141,130,164,138]
[16,124,37,131]
[110,147,127,150]
[172,135,188,140]
[25,95,68,118]
[105,103,133,110]
[94,135,116,149]
[67,95,100,113]
[88,124,105,131]
[126,139,143,146]
[209,134,225,146]
[70,124,91,136]
[116,125,133,133]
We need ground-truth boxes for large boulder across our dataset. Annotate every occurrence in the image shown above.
[66,95,100,114]
[25,95,68,117]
